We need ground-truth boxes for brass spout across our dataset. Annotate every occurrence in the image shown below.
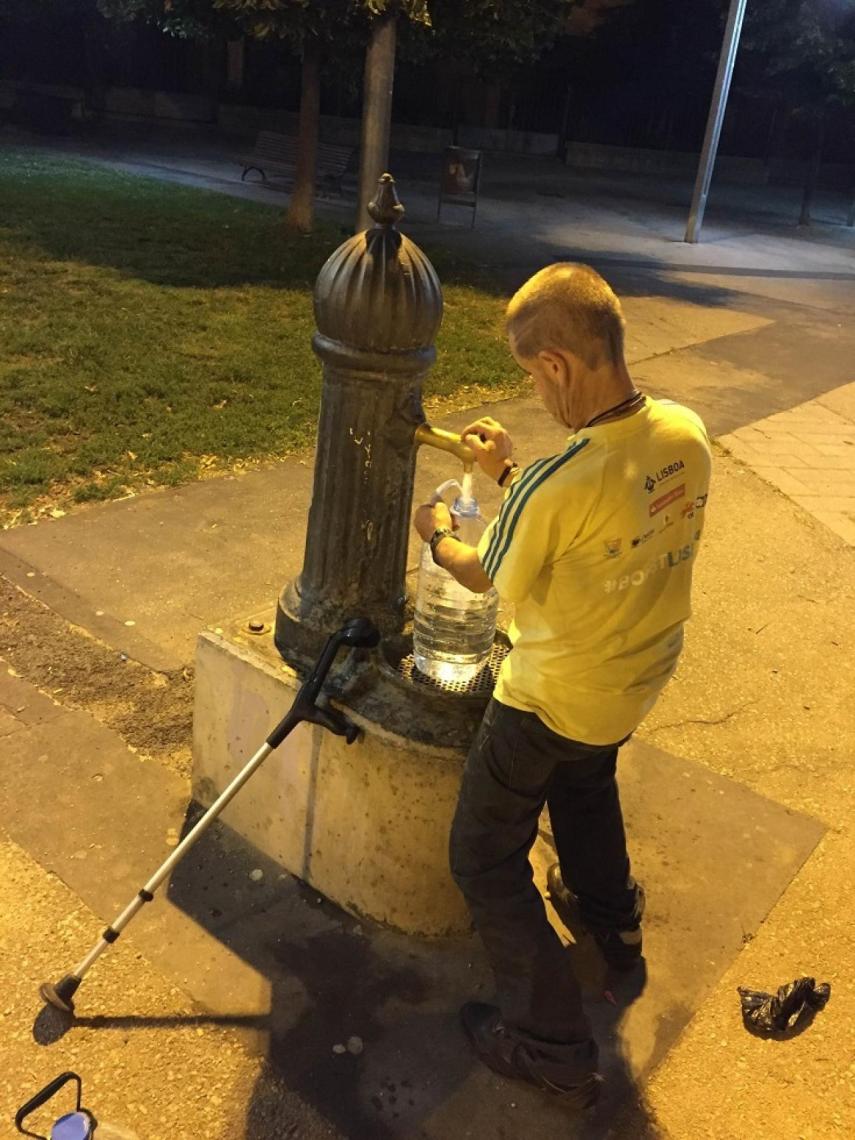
[414,423,475,469]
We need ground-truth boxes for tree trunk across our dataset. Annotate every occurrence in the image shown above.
[484,83,501,129]
[799,113,825,228]
[451,73,461,146]
[286,41,321,234]
[505,90,517,153]
[762,102,779,182]
[558,82,572,162]
[356,12,398,232]
[226,38,245,93]
[82,16,107,114]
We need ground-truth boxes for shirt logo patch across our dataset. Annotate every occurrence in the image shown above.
[649,484,685,517]
[604,541,698,592]
[682,493,709,520]
[645,459,685,493]
[604,538,623,558]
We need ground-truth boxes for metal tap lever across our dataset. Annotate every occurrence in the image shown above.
[414,423,475,468]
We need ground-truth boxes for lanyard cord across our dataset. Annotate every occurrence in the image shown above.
[584,390,646,429]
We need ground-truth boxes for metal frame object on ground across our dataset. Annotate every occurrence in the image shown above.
[38,617,380,1017]
[438,146,482,229]
[16,1072,95,1140]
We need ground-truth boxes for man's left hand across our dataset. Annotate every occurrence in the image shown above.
[413,501,455,542]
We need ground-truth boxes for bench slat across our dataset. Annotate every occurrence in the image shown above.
[241,131,353,180]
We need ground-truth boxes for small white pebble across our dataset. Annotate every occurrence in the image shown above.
[347,1036,364,1055]
[332,1044,346,1055]
[124,619,136,627]
[249,869,264,882]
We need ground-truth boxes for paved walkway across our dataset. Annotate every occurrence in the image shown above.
[720,382,855,546]
[29,125,855,285]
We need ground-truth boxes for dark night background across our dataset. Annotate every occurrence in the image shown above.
[1,1,853,179]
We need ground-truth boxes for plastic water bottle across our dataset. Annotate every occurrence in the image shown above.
[413,476,499,686]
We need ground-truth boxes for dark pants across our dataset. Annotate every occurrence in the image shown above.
[450,698,640,1048]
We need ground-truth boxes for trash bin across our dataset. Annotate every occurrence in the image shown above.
[437,145,482,228]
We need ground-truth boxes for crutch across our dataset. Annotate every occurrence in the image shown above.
[39,616,380,1016]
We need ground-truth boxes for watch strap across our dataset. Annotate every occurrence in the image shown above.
[429,527,459,564]
[497,461,519,487]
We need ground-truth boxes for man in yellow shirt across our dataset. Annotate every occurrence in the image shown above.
[413,263,711,1106]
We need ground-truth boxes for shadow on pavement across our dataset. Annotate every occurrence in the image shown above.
[164,806,656,1140]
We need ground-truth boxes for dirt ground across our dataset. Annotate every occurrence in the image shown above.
[0,577,193,775]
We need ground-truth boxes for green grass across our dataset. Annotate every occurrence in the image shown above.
[0,148,519,523]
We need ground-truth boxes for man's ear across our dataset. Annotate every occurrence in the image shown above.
[537,350,572,384]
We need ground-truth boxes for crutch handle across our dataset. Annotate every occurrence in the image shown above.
[266,617,379,749]
[304,702,361,744]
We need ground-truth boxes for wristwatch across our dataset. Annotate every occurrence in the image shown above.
[429,527,460,565]
[497,460,519,487]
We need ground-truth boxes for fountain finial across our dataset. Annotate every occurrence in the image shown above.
[367,173,405,227]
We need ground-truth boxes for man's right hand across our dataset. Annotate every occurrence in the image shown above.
[462,416,514,482]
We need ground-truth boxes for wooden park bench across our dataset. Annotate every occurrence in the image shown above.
[240,131,354,194]
[6,88,79,134]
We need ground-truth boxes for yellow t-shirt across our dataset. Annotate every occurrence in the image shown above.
[477,398,712,745]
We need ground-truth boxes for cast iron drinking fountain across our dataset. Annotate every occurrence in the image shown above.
[191,174,508,935]
[275,171,508,736]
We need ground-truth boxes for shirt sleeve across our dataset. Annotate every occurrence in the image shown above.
[659,399,712,445]
[477,464,562,604]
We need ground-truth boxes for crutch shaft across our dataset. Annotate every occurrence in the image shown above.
[39,617,379,1014]
[71,738,278,979]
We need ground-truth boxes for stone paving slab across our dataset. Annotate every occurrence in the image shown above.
[720,382,855,545]
[0,666,824,1139]
[0,831,337,1140]
[0,675,272,1022]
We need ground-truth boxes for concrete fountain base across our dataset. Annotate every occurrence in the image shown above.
[191,616,471,936]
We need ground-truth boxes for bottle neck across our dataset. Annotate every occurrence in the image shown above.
[453,497,479,516]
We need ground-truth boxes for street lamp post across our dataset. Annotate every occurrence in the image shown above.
[685,0,748,244]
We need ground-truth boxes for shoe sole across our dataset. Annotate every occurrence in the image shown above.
[460,1004,602,1108]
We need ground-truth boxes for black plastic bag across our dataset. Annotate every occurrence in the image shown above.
[738,976,831,1034]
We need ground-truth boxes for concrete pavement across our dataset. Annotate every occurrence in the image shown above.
[0,581,834,1138]
[720,382,855,546]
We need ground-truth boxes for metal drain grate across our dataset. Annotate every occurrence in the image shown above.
[396,641,510,697]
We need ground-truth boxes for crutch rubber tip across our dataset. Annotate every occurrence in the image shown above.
[40,974,80,1014]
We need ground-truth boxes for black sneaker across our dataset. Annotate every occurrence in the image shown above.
[547,863,645,973]
[460,1002,602,1107]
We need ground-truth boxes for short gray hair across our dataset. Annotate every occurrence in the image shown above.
[506,263,626,367]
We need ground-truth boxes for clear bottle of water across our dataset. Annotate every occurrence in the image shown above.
[413,478,499,686]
